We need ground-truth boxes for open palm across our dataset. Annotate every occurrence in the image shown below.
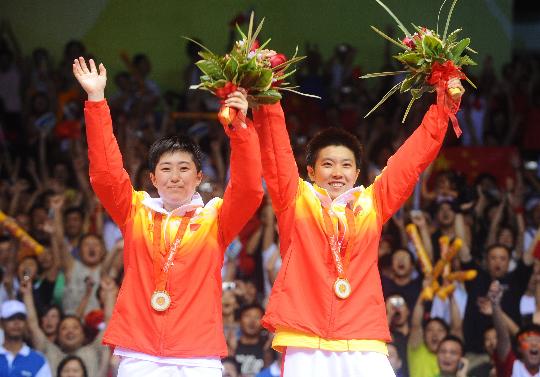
[72,57,107,96]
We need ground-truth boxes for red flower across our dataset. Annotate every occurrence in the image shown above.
[215,82,238,99]
[269,53,287,69]
[250,39,260,52]
[402,37,416,49]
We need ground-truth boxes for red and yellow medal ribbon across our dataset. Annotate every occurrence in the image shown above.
[321,206,356,280]
[152,211,194,293]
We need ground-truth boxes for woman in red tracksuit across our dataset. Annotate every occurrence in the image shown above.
[252,78,464,376]
[73,57,263,377]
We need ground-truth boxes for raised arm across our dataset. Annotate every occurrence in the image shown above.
[252,102,300,254]
[489,280,511,361]
[408,293,426,349]
[372,79,464,223]
[20,279,47,351]
[252,103,299,213]
[217,91,264,247]
[73,57,133,228]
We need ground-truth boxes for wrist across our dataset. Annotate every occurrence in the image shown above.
[87,92,105,102]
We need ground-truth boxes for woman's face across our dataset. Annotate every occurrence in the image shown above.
[18,258,38,281]
[59,359,85,377]
[40,307,61,336]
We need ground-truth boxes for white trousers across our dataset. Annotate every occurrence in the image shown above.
[117,357,222,377]
[282,347,396,377]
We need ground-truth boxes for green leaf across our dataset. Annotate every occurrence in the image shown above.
[450,38,470,59]
[395,52,423,66]
[360,70,407,79]
[253,89,282,104]
[445,28,462,45]
[437,0,449,36]
[375,0,411,37]
[278,87,321,99]
[249,17,265,51]
[402,97,416,123]
[239,70,260,88]
[364,82,401,118]
[258,38,272,51]
[254,68,273,90]
[195,59,224,80]
[443,0,459,41]
[223,57,239,83]
[410,86,429,99]
[182,36,215,56]
[400,74,420,92]
[422,34,443,56]
[271,56,306,72]
[235,24,247,40]
[466,46,478,54]
[370,26,408,50]
[456,55,477,66]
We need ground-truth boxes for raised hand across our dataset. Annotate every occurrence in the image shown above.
[447,77,465,104]
[72,57,107,101]
[224,89,248,116]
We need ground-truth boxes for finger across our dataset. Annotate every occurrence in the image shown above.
[73,59,83,76]
[79,57,90,74]
[89,58,97,74]
[98,63,107,77]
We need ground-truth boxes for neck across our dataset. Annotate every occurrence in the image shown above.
[239,334,260,345]
[223,314,236,325]
[3,338,23,355]
[46,333,56,343]
[163,196,192,212]
[392,274,412,286]
[526,364,540,374]
[392,322,410,336]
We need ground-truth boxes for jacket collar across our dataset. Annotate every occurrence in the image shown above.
[141,192,204,216]
[307,182,365,211]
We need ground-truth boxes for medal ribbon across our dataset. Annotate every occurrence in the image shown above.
[321,206,356,279]
[152,211,194,292]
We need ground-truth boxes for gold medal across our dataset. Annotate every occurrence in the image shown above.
[334,278,352,299]
[150,290,171,311]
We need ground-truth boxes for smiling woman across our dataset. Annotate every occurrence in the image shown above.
[251,76,464,375]
[72,57,263,376]
[148,142,203,212]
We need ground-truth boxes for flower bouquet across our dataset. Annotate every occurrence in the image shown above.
[185,12,319,124]
[361,0,477,136]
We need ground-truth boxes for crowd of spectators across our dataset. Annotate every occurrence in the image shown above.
[0,15,540,377]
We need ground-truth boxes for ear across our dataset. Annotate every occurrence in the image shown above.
[196,170,203,186]
[150,171,157,188]
[355,168,360,183]
[307,165,315,182]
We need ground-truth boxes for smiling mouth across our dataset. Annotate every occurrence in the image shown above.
[329,182,345,188]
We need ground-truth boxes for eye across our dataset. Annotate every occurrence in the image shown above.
[322,162,332,167]
[161,167,170,172]
[180,167,189,172]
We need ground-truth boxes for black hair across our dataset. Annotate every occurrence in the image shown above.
[437,334,464,355]
[239,303,264,318]
[64,207,84,219]
[423,317,450,333]
[485,243,511,258]
[221,356,241,374]
[57,355,88,377]
[148,135,203,173]
[39,304,64,321]
[305,128,363,168]
[391,248,416,263]
[132,53,148,67]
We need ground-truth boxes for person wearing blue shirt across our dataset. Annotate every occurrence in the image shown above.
[0,300,51,377]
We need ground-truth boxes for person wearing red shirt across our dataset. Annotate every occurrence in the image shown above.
[73,57,263,377]
[252,78,464,376]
